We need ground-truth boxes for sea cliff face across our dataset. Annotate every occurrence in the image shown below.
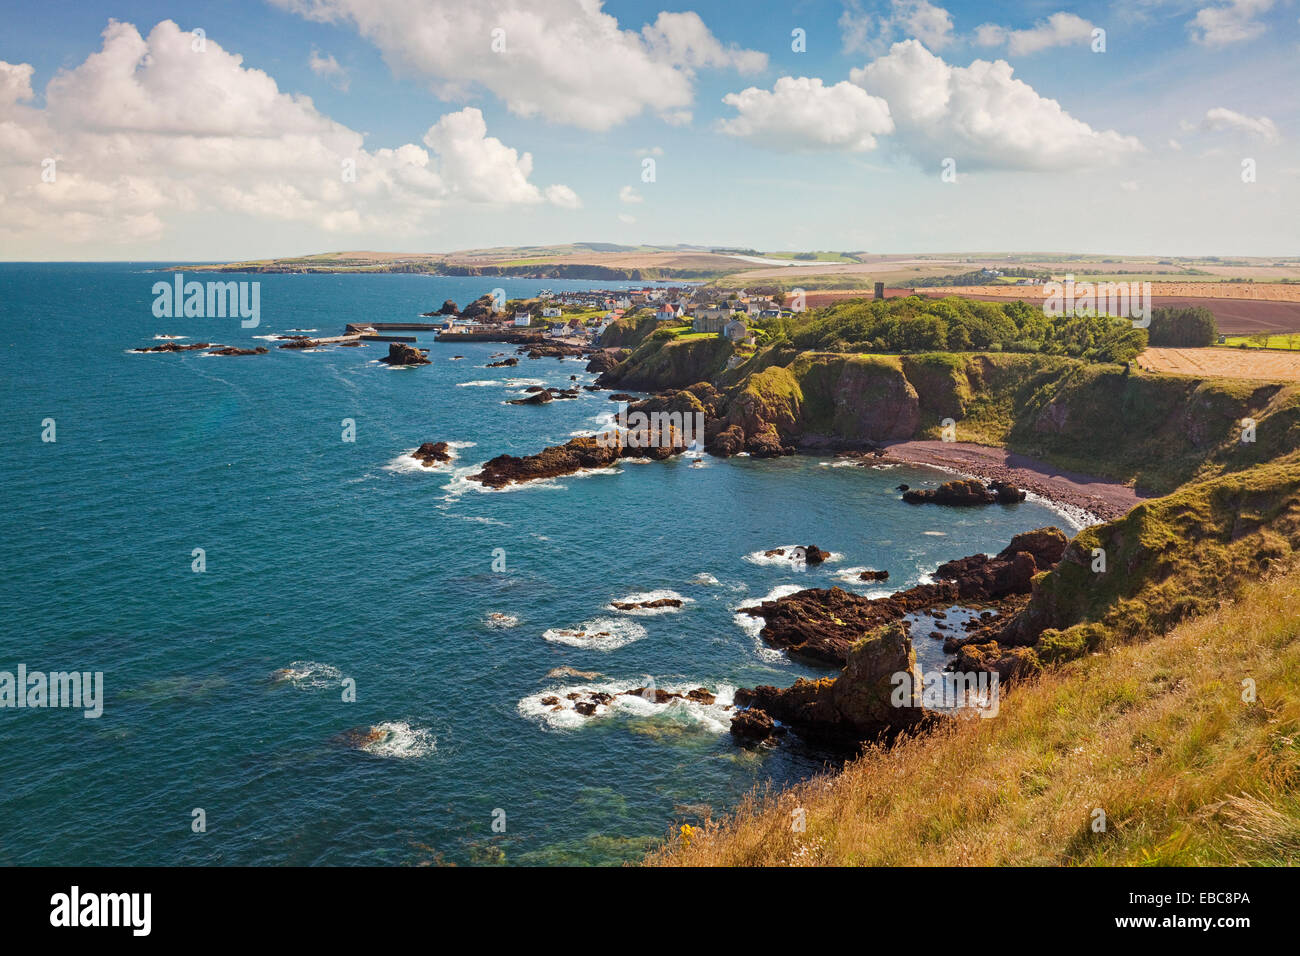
[600,337,1300,492]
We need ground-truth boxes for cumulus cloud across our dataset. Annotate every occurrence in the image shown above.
[309,49,350,90]
[717,76,893,151]
[1199,106,1280,142]
[272,0,766,130]
[974,13,1096,55]
[619,185,644,203]
[1189,0,1274,47]
[849,40,1143,170]
[0,20,577,248]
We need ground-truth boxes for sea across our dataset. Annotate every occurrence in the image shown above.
[0,263,1080,865]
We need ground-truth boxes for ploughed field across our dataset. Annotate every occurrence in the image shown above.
[1137,346,1300,383]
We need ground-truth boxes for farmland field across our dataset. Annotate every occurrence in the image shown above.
[1137,346,1300,382]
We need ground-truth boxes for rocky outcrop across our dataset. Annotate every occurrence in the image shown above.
[133,341,213,352]
[730,707,782,742]
[525,342,588,359]
[277,338,319,349]
[508,390,553,406]
[738,528,1067,666]
[903,478,1026,506]
[207,346,269,356]
[586,348,630,374]
[470,429,689,488]
[732,624,930,745]
[858,569,889,581]
[610,597,683,611]
[486,357,518,367]
[379,343,430,366]
[411,442,452,466]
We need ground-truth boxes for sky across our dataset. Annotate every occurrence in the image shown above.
[0,0,1296,260]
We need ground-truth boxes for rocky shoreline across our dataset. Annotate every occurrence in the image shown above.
[729,527,1068,746]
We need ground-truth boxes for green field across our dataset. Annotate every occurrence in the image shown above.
[1222,335,1300,350]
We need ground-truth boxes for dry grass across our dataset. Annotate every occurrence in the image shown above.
[648,567,1300,866]
[1137,347,1300,383]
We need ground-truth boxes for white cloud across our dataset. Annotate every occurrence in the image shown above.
[718,76,893,152]
[974,13,1096,55]
[272,0,766,130]
[1199,106,1280,142]
[1189,0,1274,47]
[849,40,1143,170]
[839,0,953,56]
[617,213,636,223]
[309,49,350,90]
[545,184,581,208]
[0,20,576,248]
[619,185,644,203]
[895,0,954,50]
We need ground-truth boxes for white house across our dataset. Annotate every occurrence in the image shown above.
[514,311,532,327]
[541,306,562,318]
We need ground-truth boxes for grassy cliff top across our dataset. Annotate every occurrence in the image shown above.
[651,560,1300,866]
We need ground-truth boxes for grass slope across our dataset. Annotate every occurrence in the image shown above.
[650,564,1300,866]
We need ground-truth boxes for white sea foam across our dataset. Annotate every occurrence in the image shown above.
[382,441,475,474]
[743,546,843,568]
[358,721,437,758]
[542,617,646,651]
[271,660,343,689]
[153,334,186,340]
[691,573,720,586]
[606,590,692,616]
[485,612,519,629]
[517,680,735,732]
[457,380,499,387]
[733,585,805,663]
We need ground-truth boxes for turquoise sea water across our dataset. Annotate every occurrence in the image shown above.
[0,264,1075,865]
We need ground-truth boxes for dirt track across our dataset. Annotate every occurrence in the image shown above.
[1137,347,1300,382]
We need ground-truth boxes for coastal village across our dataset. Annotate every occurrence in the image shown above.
[429,285,791,347]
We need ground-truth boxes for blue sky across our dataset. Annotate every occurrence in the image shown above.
[0,0,1296,259]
